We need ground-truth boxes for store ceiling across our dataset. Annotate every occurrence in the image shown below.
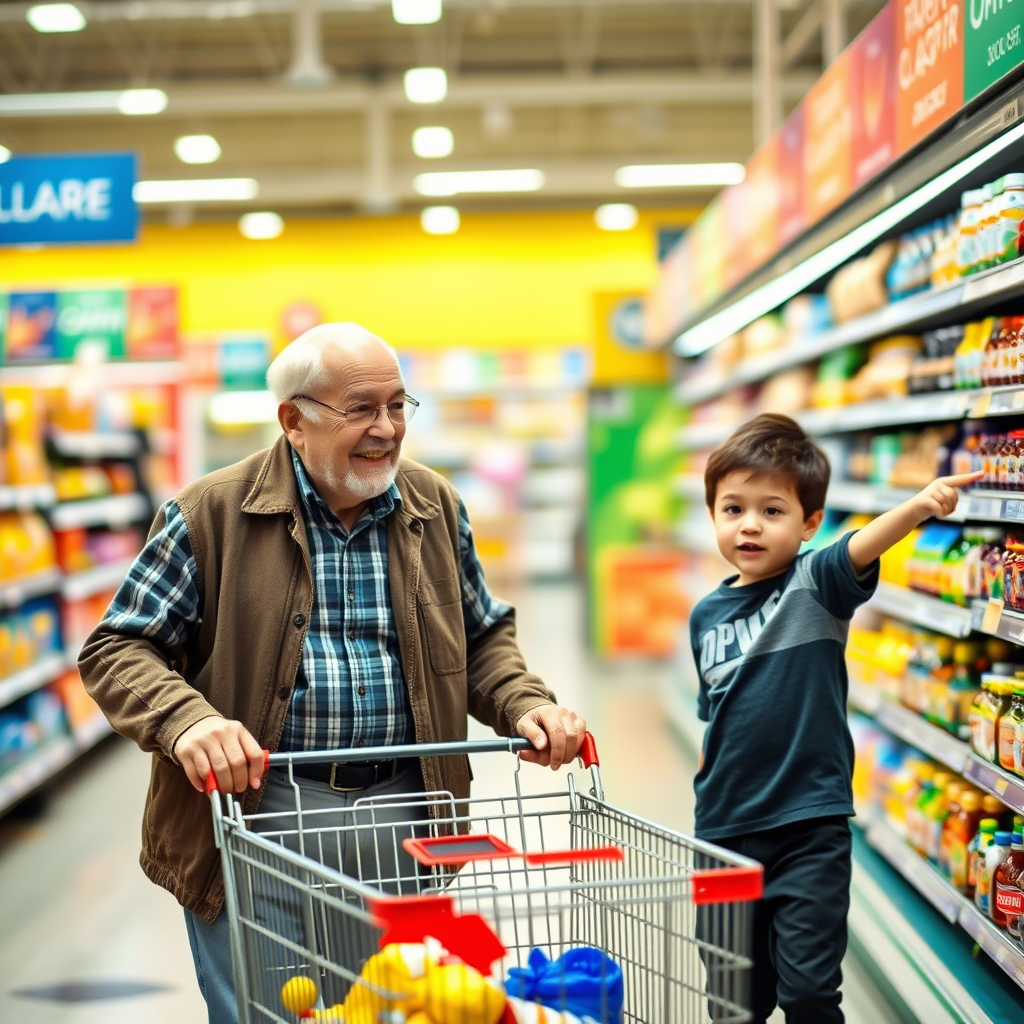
[0,0,885,217]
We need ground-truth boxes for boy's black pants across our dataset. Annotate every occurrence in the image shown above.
[702,815,852,1024]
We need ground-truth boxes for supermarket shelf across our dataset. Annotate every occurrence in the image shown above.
[0,653,67,710]
[849,677,1024,817]
[961,489,1024,524]
[0,568,63,611]
[971,598,1024,647]
[0,484,57,511]
[50,492,149,531]
[0,360,182,387]
[867,582,975,638]
[49,430,142,460]
[675,260,1024,406]
[61,558,135,602]
[0,714,115,817]
[866,816,1024,992]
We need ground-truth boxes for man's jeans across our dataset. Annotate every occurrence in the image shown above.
[185,762,429,1024]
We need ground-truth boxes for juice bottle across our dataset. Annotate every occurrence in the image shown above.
[941,530,974,605]
[976,682,1015,761]
[945,643,980,739]
[969,818,1000,898]
[1003,542,1024,610]
[980,533,1007,600]
[992,832,1024,934]
[923,771,954,861]
[978,830,1012,916]
[966,533,990,603]
[982,794,1012,833]
[1001,687,1024,776]
[938,780,964,876]
[1008,318,1024,386]
[996,173,1024,265]
[949,791,985,892]
[959,189,985,277]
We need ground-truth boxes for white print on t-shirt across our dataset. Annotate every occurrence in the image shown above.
[699,589,782,685]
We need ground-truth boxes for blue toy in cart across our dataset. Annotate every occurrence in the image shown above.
[504,947,624,1023]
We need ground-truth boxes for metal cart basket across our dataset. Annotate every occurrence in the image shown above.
[208,734,762,1024]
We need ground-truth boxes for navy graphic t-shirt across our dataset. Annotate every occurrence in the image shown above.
[689,532,879,841]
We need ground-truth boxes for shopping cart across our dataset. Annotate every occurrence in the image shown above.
[208,734,762,1024]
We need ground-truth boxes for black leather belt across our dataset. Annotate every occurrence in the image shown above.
[287,758,416,792]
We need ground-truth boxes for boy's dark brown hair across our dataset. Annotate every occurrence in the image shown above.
[704,413,830,517]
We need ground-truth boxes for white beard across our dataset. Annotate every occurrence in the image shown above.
[343,459,399,500]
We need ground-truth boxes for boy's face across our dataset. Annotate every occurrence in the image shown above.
[710,470,824,585]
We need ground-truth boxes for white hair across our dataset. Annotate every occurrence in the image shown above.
[266,322,400,424]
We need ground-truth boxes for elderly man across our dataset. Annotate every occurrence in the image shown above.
[79,322,586,1023]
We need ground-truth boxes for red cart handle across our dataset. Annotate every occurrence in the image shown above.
[205,750,270,795]
[578,731,600,768]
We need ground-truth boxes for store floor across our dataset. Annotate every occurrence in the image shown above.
[0,581,903,1024]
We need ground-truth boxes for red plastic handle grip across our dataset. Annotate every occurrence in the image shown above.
[205,749,270,795]
[523,845,623,866]
[578,731,599,768]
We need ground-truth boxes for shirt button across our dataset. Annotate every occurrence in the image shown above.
[347,591,355,601]
[347,628,356,640]
[277,685,289,699]
[357,686,366,696]
[292,613,305,628]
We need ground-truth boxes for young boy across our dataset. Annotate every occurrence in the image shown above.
[692,413,980,1024]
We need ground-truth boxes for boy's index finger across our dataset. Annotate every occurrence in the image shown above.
[939,470,985,488]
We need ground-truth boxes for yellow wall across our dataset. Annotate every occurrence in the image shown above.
[1,207,696,352]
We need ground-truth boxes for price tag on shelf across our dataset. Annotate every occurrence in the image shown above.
[1013,391,1024,409]
[964,755,1024,815]
[982,598,1005,634]
[971,392,993,417]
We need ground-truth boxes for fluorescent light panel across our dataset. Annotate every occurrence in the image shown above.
[413,126,454,159]
[421,206,460,234]
[596,203,639,231]
[0,88,167,116]
[616,163,746,188]
[414,169,544,196]
[0,146,10,164]
[239,211,284,239]
[676,119,1024,356]
[134,178,258,202]
[393,0,441,25]
[404,67,447,104]
[175,134,221,164]
[26,3,85,32]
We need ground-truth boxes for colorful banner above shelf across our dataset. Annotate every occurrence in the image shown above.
[647,0,1024,344]
[0,285,178,362]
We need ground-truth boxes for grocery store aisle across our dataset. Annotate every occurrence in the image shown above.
[0,582,902,1024]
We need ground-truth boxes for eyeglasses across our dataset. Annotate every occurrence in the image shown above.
[290,394,420,429]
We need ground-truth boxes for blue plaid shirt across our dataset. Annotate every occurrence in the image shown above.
[101,445,511,751]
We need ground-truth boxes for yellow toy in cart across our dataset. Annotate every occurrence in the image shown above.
[280,943,507,1024]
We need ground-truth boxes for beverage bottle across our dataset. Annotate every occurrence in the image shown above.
[952,422,981,476]
[982,795,1012,833]
[992,832,1024,935]
[978,830,1012,915]
[1009,317,1024,385]
[906,763,936,851]
[947,643,980,739]
[978,185,999,272]
[965,812,997,898]
[1004,544,1024,611]
[981,322,999,386]
[949,791,985,891]
[958,189,985,277]
[923,771,954,862]
[996,432,1015,489]
[996,173,1024,265]
[938,780,963,876]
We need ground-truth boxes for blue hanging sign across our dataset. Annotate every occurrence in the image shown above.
[0,152,137,246]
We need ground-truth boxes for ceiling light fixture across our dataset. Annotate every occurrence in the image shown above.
[393,0,442,25]
[412,126,454,159]
[239,211,284,240]
[133,178,259,203]
[117,89,168,115]
[595,203,639,231]
[0,146,11,164]
[421,206,460,234]
[615,163,746,188]
[0,89,167,117]
[404,67,448,104]
[676,119,1024,356]
[414,169,545,196]
[174,134,222,164]
[26,3,86,33]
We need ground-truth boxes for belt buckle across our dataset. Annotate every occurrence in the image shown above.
[328,762,363,792]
